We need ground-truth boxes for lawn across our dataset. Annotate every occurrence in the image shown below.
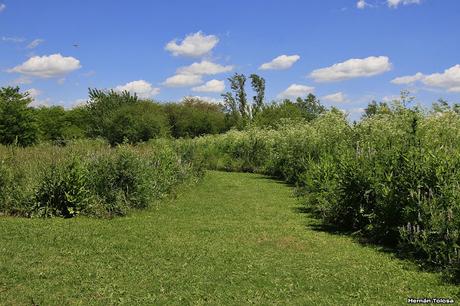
[0,171,458,305]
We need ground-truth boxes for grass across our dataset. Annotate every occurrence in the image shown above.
[0,171,458,305]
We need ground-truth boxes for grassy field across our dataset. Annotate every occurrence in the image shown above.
[0,171,458,305]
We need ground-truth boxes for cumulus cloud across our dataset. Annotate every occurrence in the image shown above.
[422,65,460,93]
[356,0,368,9]
[114,80,160,98]
[391,72,424,84]
[0,3,5,12]
[259,55,300,70]
[310,56,392,82]
[8,54,81,78]
[163,74,203,87]
[387,0,421,8]
[323,92,348,103]
[165,31,219,57]
[278,84,315,99]
[177,61,233,75]
[26,39,45,49]
[192,79,225,93]
[391,65,460,93]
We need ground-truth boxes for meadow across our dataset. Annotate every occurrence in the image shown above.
[1,172,458,305]
[1,84,460,303]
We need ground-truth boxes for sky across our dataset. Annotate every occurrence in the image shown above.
[1,0,459,119]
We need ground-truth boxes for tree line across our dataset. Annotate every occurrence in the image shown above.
[2,73,456,147]
[0,73,332,146]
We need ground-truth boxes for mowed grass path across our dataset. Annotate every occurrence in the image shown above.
[1,171,458,305]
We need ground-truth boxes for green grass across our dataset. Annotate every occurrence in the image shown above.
[0,171,458,305]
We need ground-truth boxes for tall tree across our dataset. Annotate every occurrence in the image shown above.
[221,92,241,128]
[228,73,249,120]
[0,86,38,146]
[250,74,265,117]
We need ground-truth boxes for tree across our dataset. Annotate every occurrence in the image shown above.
[228,73,249,120]
[164,98,227,138]
[295,93,326,121]
[253,100,303,127]
[362,100,392,119]
[221,92,241,128]
[86,88,139,137]
[250,74,265,117]
[105,101,169,146]
[0,86,38,146]
[34,106,68,142]
[85,89,168,145]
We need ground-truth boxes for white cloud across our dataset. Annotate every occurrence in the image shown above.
[0,3,5,12]
[192,79,225,93]
[310,56,392,82]
[177,61,233,75]
[12,76,32,85]
[382,95,400,102]
[114,80,160,98]
[391,72,424,84]
[165,31,219,57]
[278,84,315,99]
[259,54,300,70]
[391,65,460,93]
[422,65,460,93]
[163,74,203,87]
[356,0,368,9]
[2,36,25,43]
[71,98,87,108]
[26,39,45,49]
[26,88,50,107]
[8,54,81,78]
[323,92,348,103]
[387,0,421,8]
[26,88,41,98]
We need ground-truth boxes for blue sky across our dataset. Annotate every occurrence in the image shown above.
[1,0,459,119]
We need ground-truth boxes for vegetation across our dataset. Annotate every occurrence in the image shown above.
[0,140,203,218]
[0,87,38,146]
[1,171,457,305]
[1,81,460,287]
[189,98,460,282]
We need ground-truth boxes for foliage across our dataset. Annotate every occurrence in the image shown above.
[0,140,204,218]
[189,104,460,282]
[104,101,170,146]
[0,86,38,146]
[164,98,228,138]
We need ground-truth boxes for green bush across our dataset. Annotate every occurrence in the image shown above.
[0,140,204,218]
[34,157,91,218]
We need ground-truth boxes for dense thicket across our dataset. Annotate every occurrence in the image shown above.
[0,140,203,218]
[164,97,228,138]
[189,102,460,282]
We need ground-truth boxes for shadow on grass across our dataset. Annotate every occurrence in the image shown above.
[292,203,460,286]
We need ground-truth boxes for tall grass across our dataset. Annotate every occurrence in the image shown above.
[0,139,204,218]
[189,109,460,282]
